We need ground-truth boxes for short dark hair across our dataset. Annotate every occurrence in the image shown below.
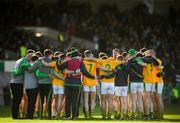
[101,55,108,60]
[113,48,119,53]
[139,48,147,53]
[122,52,127,57]
[54,51,62,57]
[31,54,38,62]
[99,52,107,59]
[53,51,62,61]
[71,49,79,58]
[35,51,43,58]
[26,49,35,55]
[66,52,72,57]
[60,53,66,60]
[136,52,143,57]
[71,47,77,51]
[84,50,92,57]
[44,49,53,57]
[116,55,124,61]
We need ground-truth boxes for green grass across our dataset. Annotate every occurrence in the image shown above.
[0,116,180,123]
[0,103,180,123]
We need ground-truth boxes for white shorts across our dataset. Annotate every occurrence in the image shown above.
[156,83,164,94]
[115,86,128,96]
[53,85,64,95]
[101,82,114,95]
[145,83,155,92]
[130,83,144,93]
[83,86,96,92]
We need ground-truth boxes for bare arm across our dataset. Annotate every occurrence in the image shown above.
[158,66,164,70]
[135,58,147,67]
[64,69,82,76]
[137,62,147,67]
[64,69,74,74]
[98,65,112,72]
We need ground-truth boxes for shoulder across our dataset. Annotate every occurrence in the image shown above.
[108,57,114,60]
[97,59,102,63]
[156,58,163,65]
[50,61,56,66]
[135,57,143,62]
[16,57,23,63]
[157,58,161,63]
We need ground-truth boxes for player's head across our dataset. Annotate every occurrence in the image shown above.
[53,51,62,60]
[35,51,43,58]
[144,50,152,57]
[26,49,35,55]
[44,49,53,59]
[122,51,128,61]
[78,52,82,58]
[136,52,143,58]
[99,52,107,59]
[26,53,34,62]
[84,50,93,57]
[128,49,136,58]
[149,49,156,57]
[66,52,72,57]
[31,54,39,62]
[71,47,77,51]
[101,55,108,60]
[71,49,79,58]
[67,47,72,52]
[54,51,62,56]
[112,48,120,58]
[59,53,66,60]
[139,48,147,54]
[122,52,127,57]
[116,55,125,63]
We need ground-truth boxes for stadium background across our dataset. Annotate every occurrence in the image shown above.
[0,0,180,121]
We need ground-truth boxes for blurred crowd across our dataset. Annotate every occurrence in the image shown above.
[0,0,180,84]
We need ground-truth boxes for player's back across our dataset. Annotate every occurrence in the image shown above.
[99,57,121,83]
[83,59,98,86]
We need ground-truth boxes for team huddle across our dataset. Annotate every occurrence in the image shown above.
[10,47,164,120]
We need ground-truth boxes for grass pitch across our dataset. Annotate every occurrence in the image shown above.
[0,103,180,123]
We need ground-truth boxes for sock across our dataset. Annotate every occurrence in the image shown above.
[90,110,94,118]
[84,112,89,118]
[154,112,158,119]
[159,113,164,119]
[131,112,136,118]
[52,112,56,117]
[137,112,143,119]
[107,112,112,119]
[157,112,163,119]
[56,112,61,118]
[114,111,119,118]
[22,112,26,118]
[119,112,123,119]
[61,112,66,117]
[102,112,106,119]
[149,112,154,119]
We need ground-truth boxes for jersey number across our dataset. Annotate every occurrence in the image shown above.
[105,64,111,69]
[105,64,111,73]
[87,64,93,72]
